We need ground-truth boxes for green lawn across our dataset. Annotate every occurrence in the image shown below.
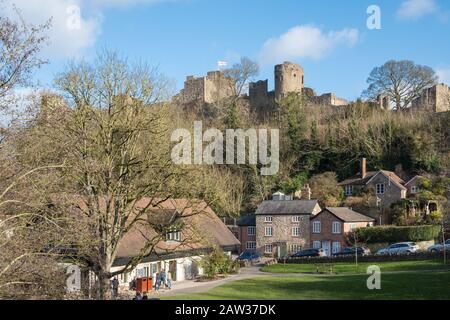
[261,260,450,274]
[167,271,450,300]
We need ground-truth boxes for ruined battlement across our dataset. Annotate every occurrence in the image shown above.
[175,70,235,105]
[411,83,450,113]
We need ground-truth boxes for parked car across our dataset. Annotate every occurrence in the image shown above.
[376,242,419,255]
[290,248,326,258]
[237,251,262,263]
[428,239,450,253]
[333,247,371,257]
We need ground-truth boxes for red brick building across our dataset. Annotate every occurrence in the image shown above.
[236,214,256,253]
[310,207,375,256]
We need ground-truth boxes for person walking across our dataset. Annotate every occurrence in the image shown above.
[112,277,119,299]
[160,270,167,288]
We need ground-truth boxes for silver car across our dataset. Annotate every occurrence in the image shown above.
[428,239,450,253]
[376,242,420,255]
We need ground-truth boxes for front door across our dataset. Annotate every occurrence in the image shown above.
[322,241,331,257]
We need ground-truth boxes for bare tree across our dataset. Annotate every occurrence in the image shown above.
[363,60,438,110]
[46,51,209,299]
[224,57,260,98]
[0,4,50,109]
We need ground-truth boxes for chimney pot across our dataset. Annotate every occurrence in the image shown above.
[361,158,367,178]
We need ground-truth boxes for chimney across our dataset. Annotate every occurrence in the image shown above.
[302,184,312,200]
[395,164,404,179]
[361,158,367,178]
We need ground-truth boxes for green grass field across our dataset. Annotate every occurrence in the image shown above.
[261,260,450,274]
[167,271,450,300]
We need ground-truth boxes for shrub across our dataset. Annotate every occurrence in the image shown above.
[199,246,239,279]
[354,225,441,243]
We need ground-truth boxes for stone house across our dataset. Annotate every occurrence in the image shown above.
[338,158,407,210]
[255,192,321,258]
[236,214,257,253]
[310,207,375,256]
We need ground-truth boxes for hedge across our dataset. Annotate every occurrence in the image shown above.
[354,225,441,244]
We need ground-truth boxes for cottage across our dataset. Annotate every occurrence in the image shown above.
[310,207,375,256]
[338,158,407,208]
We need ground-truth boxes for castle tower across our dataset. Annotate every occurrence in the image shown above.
[274,61,304,102]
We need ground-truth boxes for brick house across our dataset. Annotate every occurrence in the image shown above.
[255,192,321,258]
[236,214,256,253]
[310,207,375,256]
[338,158,407,210]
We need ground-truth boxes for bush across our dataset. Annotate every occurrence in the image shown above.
[354,225,441,244]
[200,247,239,279]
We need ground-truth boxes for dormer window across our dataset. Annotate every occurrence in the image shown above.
[165,230,181,242]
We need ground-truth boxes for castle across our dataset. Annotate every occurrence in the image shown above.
[174,61,348,111]
[173,61,449,113]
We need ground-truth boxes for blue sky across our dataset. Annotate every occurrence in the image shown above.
[7,0,450,100]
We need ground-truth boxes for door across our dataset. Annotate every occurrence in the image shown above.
[322,241,331,257]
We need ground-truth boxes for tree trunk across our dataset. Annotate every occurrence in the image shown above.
[97,272,112,300]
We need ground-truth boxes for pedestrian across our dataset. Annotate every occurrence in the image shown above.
[154,273,161,291]
[167,277,172,290]
[160,270,167,288]
[133,291,142,300]
[112,277,119,298]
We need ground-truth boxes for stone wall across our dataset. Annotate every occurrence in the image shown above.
[256,214,310,257]
[411,83,450,113]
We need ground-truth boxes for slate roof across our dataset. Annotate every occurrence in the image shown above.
[237,214,256,226]
[255,200,319,215]
[312,207,375,222]
[338,170,406,190]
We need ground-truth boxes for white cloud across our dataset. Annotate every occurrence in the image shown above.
[436,68,450,83]
[397,0,437,20]
[259,25,359,64]
[4,0,170,59]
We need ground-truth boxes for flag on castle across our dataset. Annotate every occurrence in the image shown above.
[218,61,228,69]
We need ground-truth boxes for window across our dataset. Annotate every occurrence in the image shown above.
[349,223,357,231]
[411,186,419,194]
[376,183,385,195]
[265,216,273,223]
[292,216,301,223]
[264,244,273,254]
[247,226,256,236]
[292,227,300,237]
[312,221,321,234]
[332,221,342,234]
[313,241,321,249]
[332,242,341,254]
[246,241,256,250]
[345,185,354,196]
[265,227,273,237]
[166,231,181,242]
[291,244,302,253]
